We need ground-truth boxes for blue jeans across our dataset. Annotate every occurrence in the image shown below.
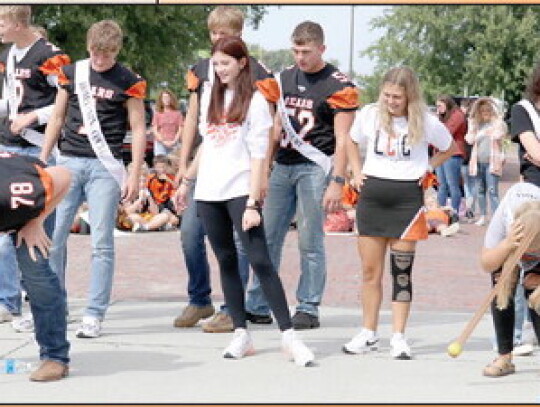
[180,183,211,307]
[246,162,327,317]
[154,140,176,156]
[49,156,121,320]
[460,164,476,213]
[0,144,45,315]
[436,155,463,213]
[474,162,500,217]
[180,182,249,309]
[14,213,69,364]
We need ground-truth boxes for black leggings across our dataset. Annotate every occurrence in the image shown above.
[490,268,540,355]
[197,197,292,331]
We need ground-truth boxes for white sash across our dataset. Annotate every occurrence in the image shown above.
[75,59,126,188]
[5,46,18,120]
[275,73,332,175]
[518,99,540,139]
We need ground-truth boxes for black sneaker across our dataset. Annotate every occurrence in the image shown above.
[245,311,273,324]
[291,311,320,330]
[449,213,460,225]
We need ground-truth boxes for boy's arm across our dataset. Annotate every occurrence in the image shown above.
[176,92,199,183]
[40,88,69,163]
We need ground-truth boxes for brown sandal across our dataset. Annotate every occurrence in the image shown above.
[482,357,515,377]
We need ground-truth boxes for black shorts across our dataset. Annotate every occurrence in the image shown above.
[356,176,427,241]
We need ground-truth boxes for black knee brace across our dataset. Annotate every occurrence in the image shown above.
[390,249,415,302]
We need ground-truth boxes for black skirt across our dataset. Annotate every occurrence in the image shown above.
[356,176,428,240]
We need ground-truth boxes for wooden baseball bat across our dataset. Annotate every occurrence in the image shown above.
[448,233,533,358]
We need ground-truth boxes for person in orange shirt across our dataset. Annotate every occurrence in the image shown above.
[424,189,460,237]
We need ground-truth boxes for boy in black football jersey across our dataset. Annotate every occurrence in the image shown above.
[0,5,70,328]
[245,21,359,329]
[173,6,278,333]
[0,152,71,381]
[40,20,146,339]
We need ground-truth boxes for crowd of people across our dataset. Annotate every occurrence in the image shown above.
[0,4,538,383]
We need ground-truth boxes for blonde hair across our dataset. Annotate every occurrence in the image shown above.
[0,6,31,26]
[497,201,540,310]
[207,6,244,33]
[468,97,501,126]
[378,66,426,145]
[291,21,324,46]
[87,20,123,53]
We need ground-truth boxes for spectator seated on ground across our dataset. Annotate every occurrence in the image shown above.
[424,188,459,237]
[121,158,179,232]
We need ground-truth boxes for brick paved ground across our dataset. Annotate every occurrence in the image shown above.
[64,149,521,314]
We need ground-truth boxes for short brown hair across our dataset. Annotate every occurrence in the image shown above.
[87,20,123,53]
[207,6,244,33]
[291,21,324,46]
[0,6,31,26]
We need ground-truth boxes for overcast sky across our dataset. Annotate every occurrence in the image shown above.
[243,5,389,76]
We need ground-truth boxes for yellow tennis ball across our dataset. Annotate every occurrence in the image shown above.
[447,342,462,358]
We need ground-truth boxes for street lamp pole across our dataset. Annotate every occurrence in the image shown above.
[349,5,355,78]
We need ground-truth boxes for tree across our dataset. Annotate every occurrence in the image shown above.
[247,44,341,74]
[248,45,293,72]
[362,5,540,105]
[32,5,267,98]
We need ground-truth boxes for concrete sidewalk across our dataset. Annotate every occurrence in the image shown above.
[0,300,538,403]
[1,147,538,403]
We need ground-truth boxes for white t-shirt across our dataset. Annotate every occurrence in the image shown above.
[484,182,540,272]
[194,88,272,201]
[350,104,452,180]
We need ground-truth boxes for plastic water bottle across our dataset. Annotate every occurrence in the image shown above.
[1,358,34,374]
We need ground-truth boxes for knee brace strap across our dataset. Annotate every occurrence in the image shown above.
[390,249,415,302]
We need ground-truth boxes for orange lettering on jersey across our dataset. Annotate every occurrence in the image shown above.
[186,70,199,93]
[285,96,313,110]
[255,78,279,103]
[327,87,359,110]
[125,80,147,99]
[39,54,71,76]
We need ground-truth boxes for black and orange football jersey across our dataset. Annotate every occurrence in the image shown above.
[275,63,359,165]
[0,152,50,232]
[186,56,279,104]
[57,62,146,159]
[0,38,70,148]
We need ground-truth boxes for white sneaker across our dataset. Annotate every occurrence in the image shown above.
[11,313,34,333]
[282,329,315,367]
[390,333,412,360]
[441,222,460,237]
[222,328,254,359]
[76,316,102,338]
[475,216,486,226]
[0,304,13,323]
[342,328,379,354]
[512,343,534,357]
[522,321,538,346]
